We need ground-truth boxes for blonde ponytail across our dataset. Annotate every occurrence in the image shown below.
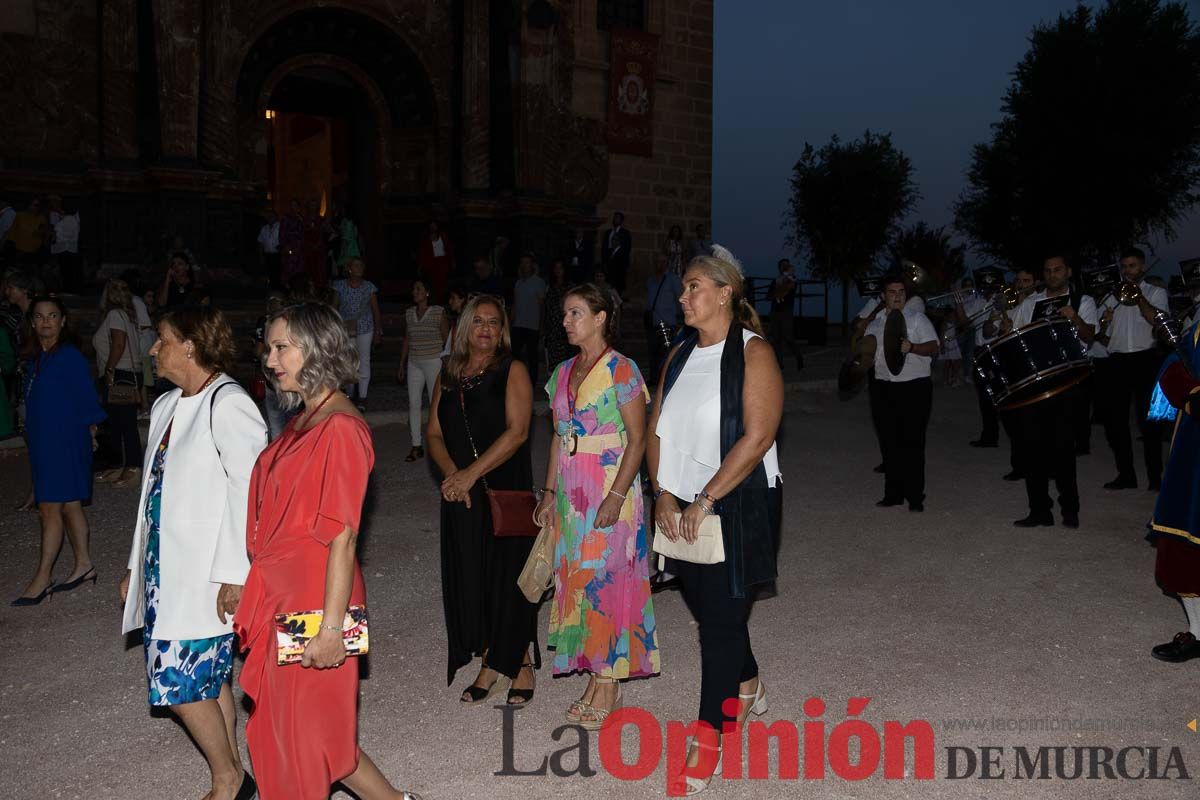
[737,296,764,336]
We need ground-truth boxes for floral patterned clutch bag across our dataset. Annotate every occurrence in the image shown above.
[273,605,369,666]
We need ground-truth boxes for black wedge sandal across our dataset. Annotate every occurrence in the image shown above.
[506,661,536,707]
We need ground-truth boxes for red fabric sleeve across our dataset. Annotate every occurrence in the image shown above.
[310,416,375,545]
[1160,361,1200,410]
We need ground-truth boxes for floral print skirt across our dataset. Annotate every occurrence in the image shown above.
[142,426,234,707]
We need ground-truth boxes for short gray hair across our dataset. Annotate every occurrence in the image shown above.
[265,302,359,410]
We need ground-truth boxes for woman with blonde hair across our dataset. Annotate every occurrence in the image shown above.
[233,302,421,799]
[425,295,539,705]
[93,278,144,486]
[647,249,784,795]
[119,306,267,799]
[534,282,659,728]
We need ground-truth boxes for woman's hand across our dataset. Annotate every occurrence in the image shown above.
[396,364,406,383]
[118,569,131,603]
[441,467,479,508]
[216,583,243,624]
[678,501,711,544]
[534,492,556,528]
[654,493,681,541]
[302,627,347,669]
[594,491,625,529]
[373,329,383,346]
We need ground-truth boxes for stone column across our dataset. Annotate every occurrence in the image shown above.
[461,0,491,190]
[101,0,139,161]
[199,0,237,172]
[152,0,202,161]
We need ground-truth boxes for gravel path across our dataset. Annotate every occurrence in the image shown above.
[1,383,1196,799]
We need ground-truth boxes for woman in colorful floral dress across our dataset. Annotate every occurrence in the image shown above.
[534,283,659,730]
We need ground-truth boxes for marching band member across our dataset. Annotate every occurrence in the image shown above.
[960,269,1004,447]
[854,279,925,473]
[1003,255,1097,528]
[865,274,938,512]
[1097,248,1169,491]
[986,267,1039,482]
[1147,319,1200,663]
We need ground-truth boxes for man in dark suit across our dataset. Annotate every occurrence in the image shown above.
[567,228,594,285]
[601,212,632,295]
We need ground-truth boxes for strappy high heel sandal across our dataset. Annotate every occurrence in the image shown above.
[506,660,536,707]
[738,679,768,720]
[578,676,621,731]
[670,739,722,796]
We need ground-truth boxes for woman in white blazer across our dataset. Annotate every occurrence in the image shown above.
[118,307,266,800]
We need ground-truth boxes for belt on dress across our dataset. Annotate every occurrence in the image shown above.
[559,430,626,456]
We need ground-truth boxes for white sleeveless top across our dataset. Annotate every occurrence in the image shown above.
[656,329,782,500]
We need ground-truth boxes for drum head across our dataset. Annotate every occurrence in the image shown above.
[884,310,908,376]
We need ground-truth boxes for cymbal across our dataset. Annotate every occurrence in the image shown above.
[883,309,908,376]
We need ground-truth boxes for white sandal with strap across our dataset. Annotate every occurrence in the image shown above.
[677,739,722,796]
[738,679,768,719]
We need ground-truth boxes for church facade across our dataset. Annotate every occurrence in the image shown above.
[0,0,713,289]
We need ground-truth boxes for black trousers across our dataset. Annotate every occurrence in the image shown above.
[263,252,282,290]
[1000,408,1021,474]
[104,371,143,469]
[768,310,801,367]
[1018,392,1079,514]
[1073,375,1093,453]
[511,327,540,387]
[674,559,759,732]
[879,377,932,505]
[973,364,999,443]
[1103,349,1165,483]
[867,372,886,464]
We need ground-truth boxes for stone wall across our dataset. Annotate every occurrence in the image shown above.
[572,0,714,293]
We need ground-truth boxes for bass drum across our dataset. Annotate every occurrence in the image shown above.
[975,318,1091,410]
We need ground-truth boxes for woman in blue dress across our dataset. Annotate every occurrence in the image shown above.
[12,296,106,605]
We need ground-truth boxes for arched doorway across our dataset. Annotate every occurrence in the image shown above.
[235,7,440,287]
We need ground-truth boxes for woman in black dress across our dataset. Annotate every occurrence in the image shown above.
[425,294,540,707]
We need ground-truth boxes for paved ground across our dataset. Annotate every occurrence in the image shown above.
[2,379,1197,799]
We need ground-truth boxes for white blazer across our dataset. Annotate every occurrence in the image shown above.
[121,376,267,640]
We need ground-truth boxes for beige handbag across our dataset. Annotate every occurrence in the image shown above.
[517,520,556,603]
[652,513,725,565]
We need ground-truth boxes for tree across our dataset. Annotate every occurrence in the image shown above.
[886,222,967,294]
[785,131,918,336]
[955,0,1200,269]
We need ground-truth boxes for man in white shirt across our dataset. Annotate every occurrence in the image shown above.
[959,275,1001,446]
[257,208,281,289]
[1005,255,1097,528]
[48,196,81,291]
[854,282,925,474]
[989,266,1040,481]
[511,253,547,383]
[865,274,939,512]
[1094,247,1170,491]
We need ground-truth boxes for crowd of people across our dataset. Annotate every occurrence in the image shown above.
[853,248,1200,669]
[4,195,1198,799]
[2,226,791,797]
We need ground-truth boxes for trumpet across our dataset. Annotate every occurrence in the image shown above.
[1115,280,1143,307]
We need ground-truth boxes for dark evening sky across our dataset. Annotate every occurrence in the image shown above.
[711,0,1200,310]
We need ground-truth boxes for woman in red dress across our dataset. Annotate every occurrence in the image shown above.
[233,301,421,800]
